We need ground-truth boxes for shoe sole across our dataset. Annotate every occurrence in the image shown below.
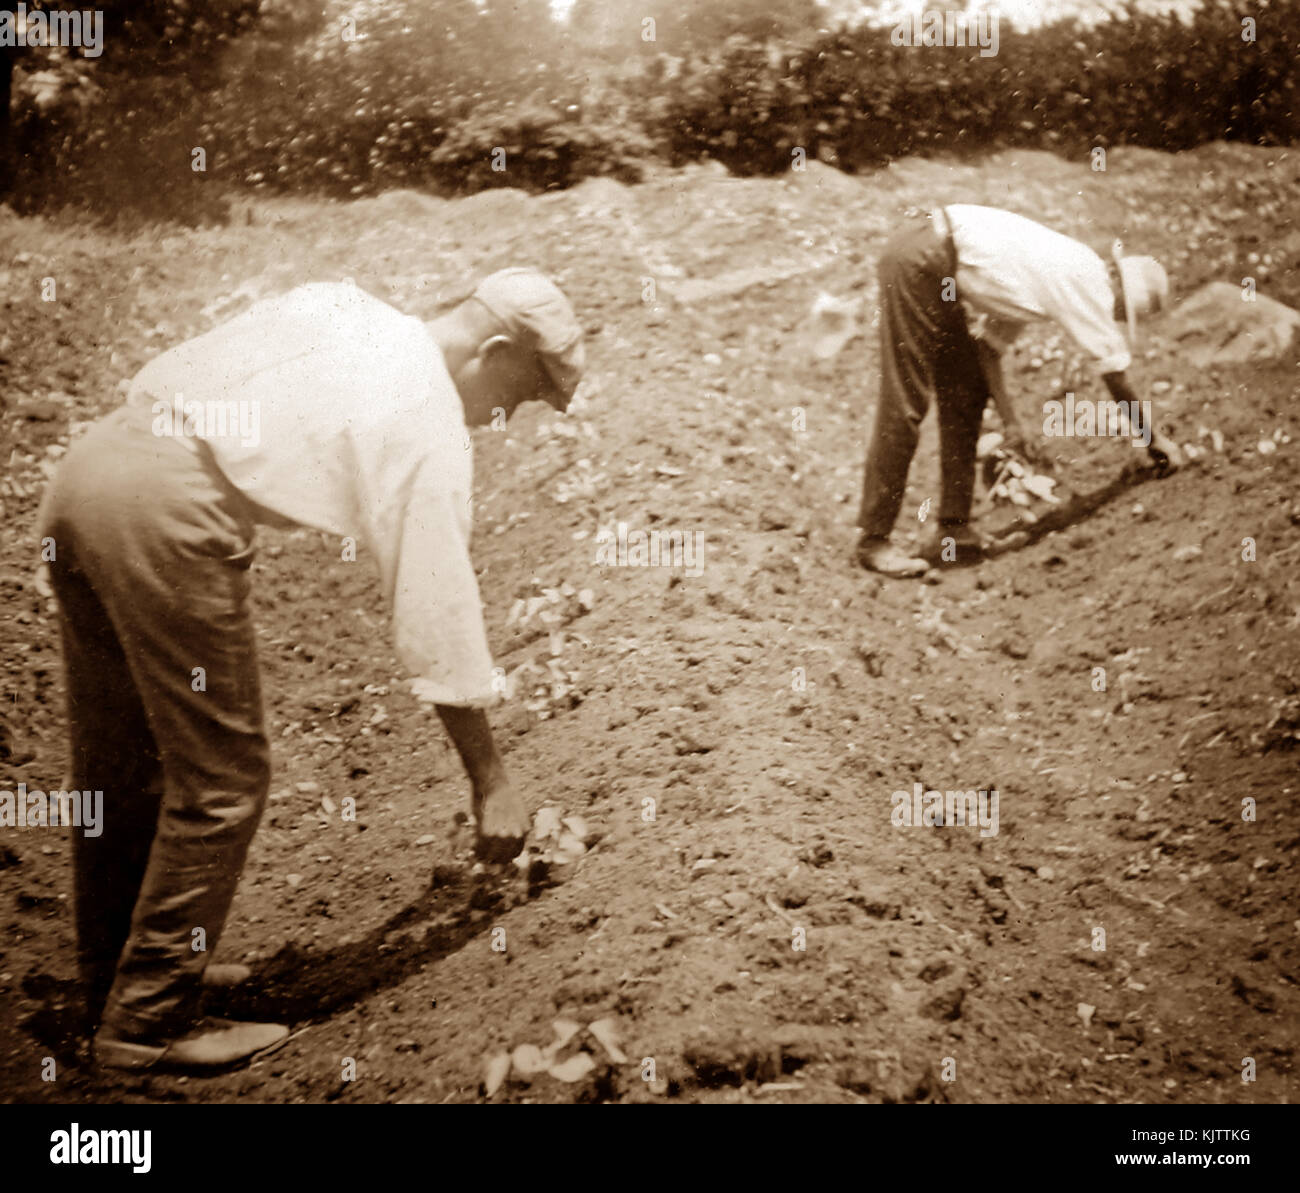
[94,1029,291,1075]
[858,555,929,578]
[158,1032,292,1075]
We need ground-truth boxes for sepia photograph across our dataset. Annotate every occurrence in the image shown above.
[0,0,1294,1163]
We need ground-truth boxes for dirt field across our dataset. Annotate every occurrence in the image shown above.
[2,142,1298,1103]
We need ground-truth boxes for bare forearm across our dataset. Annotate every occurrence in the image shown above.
[977,341,1019,435]
[1103,371,1183,470]
[1101,371,1139,406]
[435,704,506,791]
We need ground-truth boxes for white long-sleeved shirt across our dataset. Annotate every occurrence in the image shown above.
[126,283,496,707]
[938,204,1132,374]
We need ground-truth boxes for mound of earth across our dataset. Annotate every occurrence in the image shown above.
[1,143,1297,1104]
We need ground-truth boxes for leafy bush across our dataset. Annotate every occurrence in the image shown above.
[659,0,1300,172]
[7,0,1300,222]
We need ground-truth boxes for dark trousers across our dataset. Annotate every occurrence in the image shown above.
[857,217,991,538]
[37,407,269,1041]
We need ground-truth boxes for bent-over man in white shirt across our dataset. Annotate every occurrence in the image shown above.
[37,268,584,1071]
[856,204,1183,577]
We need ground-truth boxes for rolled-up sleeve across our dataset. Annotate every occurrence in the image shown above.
[1053,266,1132,375]
[360,457,498,708]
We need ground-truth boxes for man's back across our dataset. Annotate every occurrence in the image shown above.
[125,282,473,541]
[944,204,1129,372]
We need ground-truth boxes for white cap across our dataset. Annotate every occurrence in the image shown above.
[471,267,585,409]
[1112,242,1169,345]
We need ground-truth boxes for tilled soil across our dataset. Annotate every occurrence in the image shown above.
[2,143,1298,1103]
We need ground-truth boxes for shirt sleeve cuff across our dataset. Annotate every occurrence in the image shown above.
[1094,350,1132,374]
[409,676,500,708]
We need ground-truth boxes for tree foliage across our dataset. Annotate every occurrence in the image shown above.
[5,0,1298,223]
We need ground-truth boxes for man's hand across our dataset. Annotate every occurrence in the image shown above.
[472,775,529,862]
[1147,431,1184,475]
[1101,371,1182,476]
[435,703,528,861]
[1004,429,1048,469]
[975,339,1050,467]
